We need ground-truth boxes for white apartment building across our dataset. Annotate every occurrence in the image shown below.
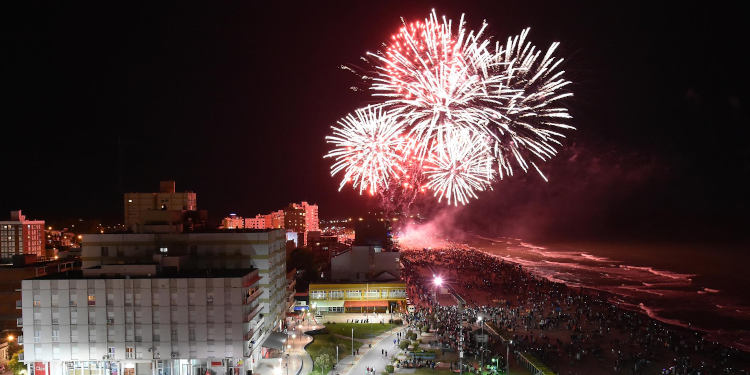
[20,267,270,375]
[79,230,287,331]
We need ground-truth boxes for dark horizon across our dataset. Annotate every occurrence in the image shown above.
[1,1,747,243]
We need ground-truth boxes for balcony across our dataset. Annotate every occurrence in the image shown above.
[244,304,263,324]
[16,317,22,327]
[244,288,263,305]
[16,300,22,309]
[17,335,23,344]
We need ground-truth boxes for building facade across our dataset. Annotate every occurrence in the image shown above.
[220,215,244,230]
[20,268,266,375]
[243,216,265,230]
[308,282,407,313]
[282,202,318,247]
[330,246,400,282]
[78,230,287,330]
[124,182,197,233]
[1,210,45,260]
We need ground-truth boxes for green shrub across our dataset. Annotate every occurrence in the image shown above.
[399,340,410,350]
[385,365,394,373]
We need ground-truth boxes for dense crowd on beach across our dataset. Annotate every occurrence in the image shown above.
[400,247,750,374]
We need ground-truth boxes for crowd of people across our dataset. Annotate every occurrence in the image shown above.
[400,247,750,374]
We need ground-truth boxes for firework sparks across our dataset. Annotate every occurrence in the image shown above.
[325,10,574,211]
[424,129,494,206]
[324,105,405,195]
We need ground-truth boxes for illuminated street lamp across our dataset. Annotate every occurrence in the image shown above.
[7,334,14,342]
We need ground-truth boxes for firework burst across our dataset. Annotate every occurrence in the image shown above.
[423,129,494,206]
[325,10,574,211]
[324,105,405,196]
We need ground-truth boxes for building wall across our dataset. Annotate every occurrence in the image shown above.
[265,211,284,229]
[221,215,244,229]
[308,282,407,312]
[243,216,265,230]
[79,231,287,332]
[1,213,45,260]
[330,246,400,282]
[21,272,265,375]
[124,192,197,231]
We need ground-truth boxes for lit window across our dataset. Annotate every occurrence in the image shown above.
[160,247,168,254]
[88,295,96,306]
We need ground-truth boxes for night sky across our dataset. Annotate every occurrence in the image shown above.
[1,1,747,242]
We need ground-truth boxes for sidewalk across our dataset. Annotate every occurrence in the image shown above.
[337,326,405,375]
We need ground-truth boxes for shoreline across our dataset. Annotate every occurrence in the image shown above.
[399,246,750,373]
[469,245,750,353]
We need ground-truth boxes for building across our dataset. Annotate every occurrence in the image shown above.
[308,282,407,313]
[283,202,318,246]
[20,267,267,375]
[20,229,289,375]
[124,181,198,233]
[1,210,45,261]
[220,214,244,230]
[243,216,266,230]
[330,246,400,282]
[282,205,304,236]
[219,210,284,231]
[78,230,288,332]
[264,211,284,230]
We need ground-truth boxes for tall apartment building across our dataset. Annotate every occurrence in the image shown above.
[78,231,287,328]
[20,229,288,375]
[124,182,198,233]
[20,267,268,375]
[282,205,304,234]
[0,210,45,260]
[284,202,318,246]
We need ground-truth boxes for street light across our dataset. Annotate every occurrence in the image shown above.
[477,316,484,369]
[7,334,14,342]
[506,339,513,375]
[351,328,354,356]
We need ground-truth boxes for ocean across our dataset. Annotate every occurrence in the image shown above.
[467,235,750,352]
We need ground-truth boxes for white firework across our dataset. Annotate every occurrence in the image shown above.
[489,28,574,181]
[324,105,406,196]
[367,10,516,158]
[423,129,495,206]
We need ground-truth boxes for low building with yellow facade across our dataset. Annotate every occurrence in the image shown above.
[308,282,407,313]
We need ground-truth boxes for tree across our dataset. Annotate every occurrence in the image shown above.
[315,353,333,375]
[8,350,25,375]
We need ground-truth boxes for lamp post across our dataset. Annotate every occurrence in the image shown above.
[478,316,484,370]
[351,328,354,356]
[506,340,513,375]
